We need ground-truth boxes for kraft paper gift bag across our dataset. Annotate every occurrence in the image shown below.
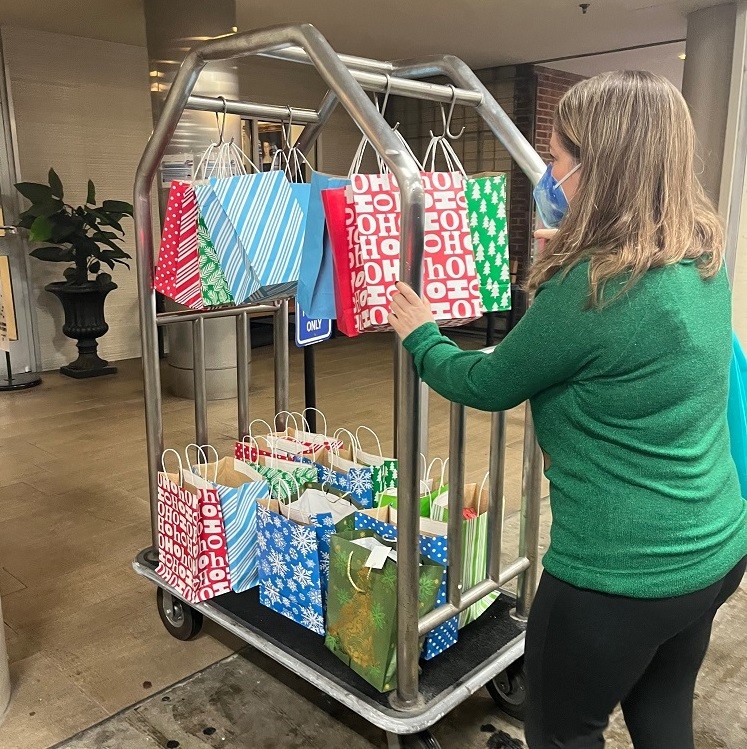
[325,529,444,692]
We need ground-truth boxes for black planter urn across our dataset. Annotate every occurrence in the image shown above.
[45,280,117,378]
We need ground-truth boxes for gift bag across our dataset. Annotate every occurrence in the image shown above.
[729,332,747,497]
[297,171,349,319]
[153,181,204,310]
[201,170,308,302]
[155,452,231,603]
[428,477,500,627]
[355,506,455,659]
[189,455,270,593]
[342,166,483,333]
[306,445,375,510]
[257,483,357,633]
[464,173,511,312]
[197,215,234,307]
[353,426,398,504]
[325,530,444,692]
[322,185,360,337]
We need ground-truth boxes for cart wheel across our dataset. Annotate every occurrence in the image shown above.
[487,658,527,721]
[156,588,203,641]
[386,730,441,749]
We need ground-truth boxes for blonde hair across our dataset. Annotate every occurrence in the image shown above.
[526,70,724,306]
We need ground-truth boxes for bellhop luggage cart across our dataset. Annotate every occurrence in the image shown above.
[132,24,547,748]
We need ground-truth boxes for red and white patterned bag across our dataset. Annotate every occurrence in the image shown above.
[344,170,483,333]
[153,181,204,310]
[155,467,231,603]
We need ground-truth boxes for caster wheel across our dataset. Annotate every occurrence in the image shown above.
[487,658,527,721]
[386,730,441,749]
[156,587,203,641]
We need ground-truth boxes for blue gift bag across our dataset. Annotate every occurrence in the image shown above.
[729,332,746,497]
[257,502,329,635]
[194,181,259,303]
[354,510,456,660]
[208,171,308,302]
[217,479,270,592]
[297,172,349,319]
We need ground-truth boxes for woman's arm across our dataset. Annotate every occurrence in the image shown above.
[390,268,598,412]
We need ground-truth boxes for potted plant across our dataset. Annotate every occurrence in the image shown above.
[13,169,133,378]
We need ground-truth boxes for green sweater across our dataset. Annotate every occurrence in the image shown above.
[403,260,747,598]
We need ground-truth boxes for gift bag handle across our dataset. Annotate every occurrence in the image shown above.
[161,448,184,486]
[302,407,330,439]
[275,410,304,435]
[185,443,219,483]
[347,552,372,593]
[355,425,383,459]
[332,427,359,462]
[239,434,262,462]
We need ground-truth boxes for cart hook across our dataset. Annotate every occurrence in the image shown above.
[443,85,465,140]
[215,95,228,145]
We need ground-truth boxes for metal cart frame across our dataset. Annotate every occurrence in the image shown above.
[132,23,546,745]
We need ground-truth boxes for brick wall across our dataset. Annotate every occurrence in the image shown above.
[534,66,586,160]
[509,66,586,299]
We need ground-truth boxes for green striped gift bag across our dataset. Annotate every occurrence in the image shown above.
[197,216,234,307]
[429,480,499,628]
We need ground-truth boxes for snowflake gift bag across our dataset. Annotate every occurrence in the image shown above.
[325,529,444,693]
[256,500,327,635]
[464,173,511,312]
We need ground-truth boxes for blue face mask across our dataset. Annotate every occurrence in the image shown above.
[533,162,581,228]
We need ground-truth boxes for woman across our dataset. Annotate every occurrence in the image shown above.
[389,71,747,749]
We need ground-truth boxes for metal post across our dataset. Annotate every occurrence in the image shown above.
[446,402,466,607]
[515,405,544,619]
[487,411,507,581]
[192,316,208,446]
[274,300,290,431]
[236,312,250,440]
[419,380,429,465]
[304,346,317,432]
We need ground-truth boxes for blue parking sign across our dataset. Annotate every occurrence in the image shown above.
[295,300,332,347]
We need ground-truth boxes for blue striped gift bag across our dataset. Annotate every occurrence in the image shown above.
[208,172,308,302]
[217,479,270,591]
[188,457,271,592]
[193,181,259,303]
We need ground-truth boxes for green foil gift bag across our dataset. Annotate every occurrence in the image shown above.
[325,530,444,693]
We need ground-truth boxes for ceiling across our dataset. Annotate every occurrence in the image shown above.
[0,0,731,68]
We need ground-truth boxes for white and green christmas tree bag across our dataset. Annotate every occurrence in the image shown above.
[464,174,511,312]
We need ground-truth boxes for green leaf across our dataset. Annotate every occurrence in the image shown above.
[89,260,100,274]
[96,272,112,286]
[98,255,115,270]
[92,232,128,254]
[50,215,82,244]
[14,181,53,204]
[89,209,123,234]
[99,246,131,259]
[48,168,63,199]
[29,216,53,242]
[110,257,130,269]
[30,246,75,262]
[24,198,63,219]
[86,179,96,205]
[102,200,133,215]
[63,267,79,281]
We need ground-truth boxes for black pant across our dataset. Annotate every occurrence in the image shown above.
[524,556,746,748]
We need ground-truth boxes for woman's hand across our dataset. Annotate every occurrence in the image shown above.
[534,228,559,241]
[389,282,436,340]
